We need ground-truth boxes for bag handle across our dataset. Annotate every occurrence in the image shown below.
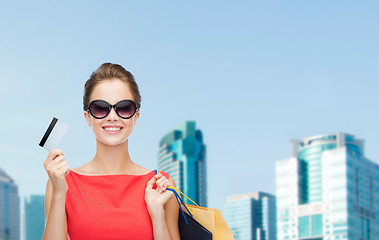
[154,170,198,206]
[154,170,198,224]
[167,186,198,207]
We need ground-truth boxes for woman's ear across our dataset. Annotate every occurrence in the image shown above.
[84,111,92,127]
[133,111,140,126]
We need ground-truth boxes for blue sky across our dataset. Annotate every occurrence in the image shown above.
[1,1,378,211]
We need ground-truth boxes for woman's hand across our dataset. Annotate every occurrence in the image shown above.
[145,173,175,217]
[43,149,70,195]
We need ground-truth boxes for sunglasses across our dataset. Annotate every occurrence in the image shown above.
[88,99,138,119]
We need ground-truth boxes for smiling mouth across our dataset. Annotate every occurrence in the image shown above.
[103,127,123,133]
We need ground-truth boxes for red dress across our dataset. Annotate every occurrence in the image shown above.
[65,170,169,240]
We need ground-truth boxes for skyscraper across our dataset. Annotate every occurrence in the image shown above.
[0,168,20,240]
[158,121,207,206]
[276,133,379,239]
[25,195,44,240]
[223,192,276,240]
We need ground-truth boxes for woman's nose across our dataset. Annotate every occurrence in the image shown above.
[106,107,119,120]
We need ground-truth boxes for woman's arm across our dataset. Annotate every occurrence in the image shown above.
[163,177,180,239]
[42,179,68,240]
[42,149,70,240]
[145,175,180,240]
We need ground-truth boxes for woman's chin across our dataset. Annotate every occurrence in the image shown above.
[96,136,128,146]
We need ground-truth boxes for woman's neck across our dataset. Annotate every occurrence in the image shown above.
[90,138,136,174]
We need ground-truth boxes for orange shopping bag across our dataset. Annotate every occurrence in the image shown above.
[167,185,235,240]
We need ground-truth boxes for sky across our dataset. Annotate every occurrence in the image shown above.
[0,1,379,212]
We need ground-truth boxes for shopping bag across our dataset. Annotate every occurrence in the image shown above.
[154,170,212,240]
[166,184,235,240]
[178,209,213,240]
[181,204,234,240]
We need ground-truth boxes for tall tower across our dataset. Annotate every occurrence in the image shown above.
[0,168,20,240]
[223,192,277,240]
[25,195,45,240]
[158,121,207,206]
[276,133,379,239]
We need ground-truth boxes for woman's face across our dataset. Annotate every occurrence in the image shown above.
[84,78,140,146]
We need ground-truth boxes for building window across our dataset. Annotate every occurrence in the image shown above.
[312,214,323,236]
[299,214,323,238]
[299,216,310,238]
[360,217,370,240]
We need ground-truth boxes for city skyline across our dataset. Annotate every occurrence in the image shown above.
[1,0,379,215]
[2,131,379,239]
[276,132,379,239]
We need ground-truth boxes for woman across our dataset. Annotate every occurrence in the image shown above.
[42,63,180,240]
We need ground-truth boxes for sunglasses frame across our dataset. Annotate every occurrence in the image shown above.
[87,99,138,119]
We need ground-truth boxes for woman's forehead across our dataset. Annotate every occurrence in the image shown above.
[91,79,133,103]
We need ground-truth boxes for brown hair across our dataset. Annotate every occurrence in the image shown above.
[83,63,141,111]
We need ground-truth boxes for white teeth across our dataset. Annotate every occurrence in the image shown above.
[104,127,121,131]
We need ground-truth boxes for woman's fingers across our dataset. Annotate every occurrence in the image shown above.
[146,175,158,189]
[44,149,65,170]
[48,148,63,160]
[155,175,171,193]
[53,154,66,163]
[54,160,69,172]
[43,149,69,194]
[147,173,173,194]
[60,165,70,176]
[163,181,171,190]
[145,175,175,212]
[45,155,66,173]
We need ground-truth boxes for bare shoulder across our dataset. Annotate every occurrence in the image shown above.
[134,164,152,175]
[70,167,82,173]
[70,163,92,174]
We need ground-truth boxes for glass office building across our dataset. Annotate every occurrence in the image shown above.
[158,121,207,206]
[0,168,20,240]
[276,133,379,239]
[223,192,276,240]
[25,195,44,240]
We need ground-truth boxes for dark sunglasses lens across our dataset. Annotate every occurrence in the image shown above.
[90,101,109,118]
[116,101,136,118]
